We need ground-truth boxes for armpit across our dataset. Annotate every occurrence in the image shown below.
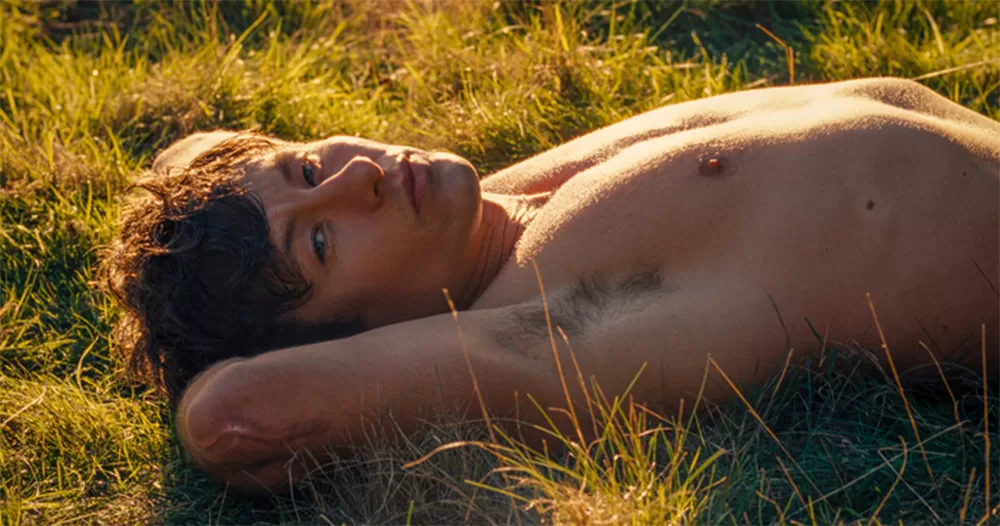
[489,266,665,358]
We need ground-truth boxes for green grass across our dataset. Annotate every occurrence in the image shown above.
[1,0,998,523]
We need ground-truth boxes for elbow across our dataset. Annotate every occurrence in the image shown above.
[176,358,294,494]
[176,359,251,478]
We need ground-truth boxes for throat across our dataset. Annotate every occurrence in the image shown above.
[497,193,548,260]
[457,192,550,309]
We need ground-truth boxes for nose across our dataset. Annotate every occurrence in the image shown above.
[300,156,384,215]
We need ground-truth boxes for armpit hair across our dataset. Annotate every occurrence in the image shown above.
[491,266,664,355]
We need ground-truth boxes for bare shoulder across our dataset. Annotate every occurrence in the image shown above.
[481,78,997,194]
[479,81,830,194]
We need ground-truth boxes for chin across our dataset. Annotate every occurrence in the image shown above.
[430,151,481,205]
[432,151,478,179]
[427,151,483,244]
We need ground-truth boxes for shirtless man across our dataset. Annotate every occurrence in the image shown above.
[106,78,1000,493]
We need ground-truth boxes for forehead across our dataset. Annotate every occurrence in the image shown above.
[239,147,293,198]
[153,131,240,173]
[153,130,290,176]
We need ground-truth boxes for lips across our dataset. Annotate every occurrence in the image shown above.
[410,158,428,212]
[400,157,416,212]
[400,155,427,216]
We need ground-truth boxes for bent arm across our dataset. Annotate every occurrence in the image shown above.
[176,307,559,493]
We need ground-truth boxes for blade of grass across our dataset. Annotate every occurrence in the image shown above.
[866,437,909,526]
[708,357,822,496]
[531,260,587,449]
[981,323,991,526]
[866,293,937,493]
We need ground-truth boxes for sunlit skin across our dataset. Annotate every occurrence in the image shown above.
[165,78,1000,493]
[239,139,548,329]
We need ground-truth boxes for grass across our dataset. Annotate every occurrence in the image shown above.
[1,0,998,523]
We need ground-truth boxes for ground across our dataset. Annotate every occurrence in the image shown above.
[1,0,998,524]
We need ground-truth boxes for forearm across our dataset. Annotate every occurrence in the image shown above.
[177,342,453,492]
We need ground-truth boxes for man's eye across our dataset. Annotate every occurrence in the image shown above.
[303,162,317,187]
[312,227,326,262]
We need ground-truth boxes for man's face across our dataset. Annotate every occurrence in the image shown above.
[240,135,484,330]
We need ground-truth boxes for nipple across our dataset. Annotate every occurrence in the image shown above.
[698,156,731,176]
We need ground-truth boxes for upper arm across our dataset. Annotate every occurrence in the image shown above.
[176,307,558,491]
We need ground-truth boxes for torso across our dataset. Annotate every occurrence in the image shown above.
[471,78,999,396]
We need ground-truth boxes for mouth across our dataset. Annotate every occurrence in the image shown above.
[400,155,419,215]
[400,153,428,216]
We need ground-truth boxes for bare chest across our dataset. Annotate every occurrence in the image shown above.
[472,104,999,317]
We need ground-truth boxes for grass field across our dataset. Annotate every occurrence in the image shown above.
[1,0,999,523]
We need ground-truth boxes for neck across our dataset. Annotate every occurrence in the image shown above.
[455,192,549,309]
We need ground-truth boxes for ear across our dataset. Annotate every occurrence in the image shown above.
[152,131,240,174]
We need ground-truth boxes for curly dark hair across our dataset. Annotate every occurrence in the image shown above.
[104,133,364,405]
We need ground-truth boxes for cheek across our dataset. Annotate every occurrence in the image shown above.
[343,228,452,292]
[340,220,421,274]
